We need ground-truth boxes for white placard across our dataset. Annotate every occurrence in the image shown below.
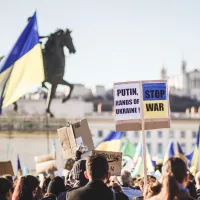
[76,136,83,146]
[114,82,141,121]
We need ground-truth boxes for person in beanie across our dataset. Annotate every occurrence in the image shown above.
[70,159,88,188]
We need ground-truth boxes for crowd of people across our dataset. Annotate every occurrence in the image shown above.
[0,152,200,200]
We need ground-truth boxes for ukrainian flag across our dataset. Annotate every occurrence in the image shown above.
[17,154,22,177]
[0,12,44,112]
[177,142,188,164]
[189,127,200,175]
[95,131,122,152]
[163,139,175,164]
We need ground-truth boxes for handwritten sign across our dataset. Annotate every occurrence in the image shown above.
[114,82,141,121]
[92,150,122,175]
[114,80,170,131]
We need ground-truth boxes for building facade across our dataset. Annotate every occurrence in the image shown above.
[161,60,200,100]
[0,112,199,174]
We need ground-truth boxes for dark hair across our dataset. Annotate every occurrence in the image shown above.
[2,174,13,183]
[0,177,13,200]
[162,157,187,183]
[12,175,39,200]
[41,177,51,194]
[86,154,109,180]
[47,176,66,197]
[162,174,180,200]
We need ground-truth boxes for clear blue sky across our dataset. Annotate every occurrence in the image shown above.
[1,0,200,89]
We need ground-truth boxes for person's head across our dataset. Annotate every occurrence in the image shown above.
[162,157,189,188]
[2,175,13,184]
[84,154,110,182]
[47,176,66,197]
[121,170,132,186]
[138,175,156,192]
[40,177,51,195]
[12,175,39,200]
[143,181,162,199]
[195,171,200,188]
[71,159,88,186]
[0,178,13,200]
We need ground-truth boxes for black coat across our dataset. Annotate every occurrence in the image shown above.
[67,180,113,200]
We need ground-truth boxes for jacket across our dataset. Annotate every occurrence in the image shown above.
[197,189,200,200]
[67,180,113,200]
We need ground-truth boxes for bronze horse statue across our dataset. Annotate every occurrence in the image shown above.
[2,29,76,117]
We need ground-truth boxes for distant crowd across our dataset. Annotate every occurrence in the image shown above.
[0,151,200,200]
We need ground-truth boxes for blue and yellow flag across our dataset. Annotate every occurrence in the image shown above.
[177,142,188,163]
[95,131,122,152]
[163,139,175,164]
[52,139,56,159]
[0,12,44,112]
[189,127,200,175]
[17,154,22,177]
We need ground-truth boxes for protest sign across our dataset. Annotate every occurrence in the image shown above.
[57,125,77,159]
[114,81,142,131]
[114,80,170,186]
[142,82,169,119]
[114,80,170,131]
[36,160,57,174]
[0,161,14,176]
[92,150,122,175]
[35,154,57,174]
[57,119,94,160]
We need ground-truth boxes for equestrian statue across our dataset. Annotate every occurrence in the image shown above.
[1,17,76,117]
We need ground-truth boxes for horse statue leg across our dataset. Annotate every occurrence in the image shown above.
[58,79,74,103]
[46,83,58,117]
[42,81,48,90]
[13,101,18,112]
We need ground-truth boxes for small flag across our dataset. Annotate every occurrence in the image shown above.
[52,139,56,159]
[177,142,188,163]
[17,154,22,177]
[96,131,123,152]
[163,139,175,164]
[0,12,44,112]
[132,138,154,177]
[23,165,30,176]
[122,139,135,159]
[189,127,200,175]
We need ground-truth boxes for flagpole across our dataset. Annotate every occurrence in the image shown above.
[139,81,147,187]
[45,115,50,154]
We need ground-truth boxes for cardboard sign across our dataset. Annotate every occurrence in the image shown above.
[57,119,94,159]
[35,154,57,174]
[0,161,14,176]
[114,80,170,131]
[57,125,77,159]
[35,154,55,164]
[92,150,122,175]
[36,160,57,174]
